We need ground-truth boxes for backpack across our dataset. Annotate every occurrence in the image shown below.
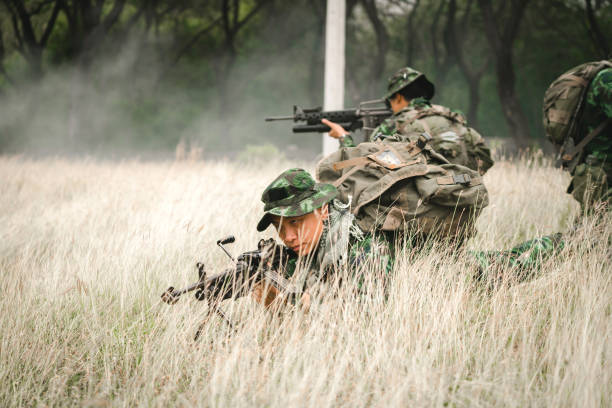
[316,134,489,242]
[382,104,494,175]
[542,60,612,167]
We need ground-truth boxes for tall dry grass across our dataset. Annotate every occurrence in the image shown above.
[0,155,610,407]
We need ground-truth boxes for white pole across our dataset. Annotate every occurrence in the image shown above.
[322,0,346,157]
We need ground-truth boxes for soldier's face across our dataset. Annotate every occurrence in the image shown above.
[271,204,329,257]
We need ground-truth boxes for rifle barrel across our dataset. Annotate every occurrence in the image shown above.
[265,116,294,121]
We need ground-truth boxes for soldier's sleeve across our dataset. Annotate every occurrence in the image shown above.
[370,119,396,142]
[348,234,393,276]
[471,233,564,282]
[587,67,612,118]
[340,134,356,148]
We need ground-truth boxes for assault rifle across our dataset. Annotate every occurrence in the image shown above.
[265,99,392,140]
[161,236,300,340]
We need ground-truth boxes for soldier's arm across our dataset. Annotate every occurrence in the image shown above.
[471,233,564,283]
[587,67,612,118]
[321,118,356,147]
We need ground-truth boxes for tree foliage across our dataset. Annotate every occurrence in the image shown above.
[0,0,610,154]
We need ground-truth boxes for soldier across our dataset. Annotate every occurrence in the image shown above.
[252,168,393,306]
[323,66,494,175]
[251,168,392,307]
[249,168,562,307]
[565,66,611,210]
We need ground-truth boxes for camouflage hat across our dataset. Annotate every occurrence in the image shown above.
[384,67,435,101]
[257,168,338,232]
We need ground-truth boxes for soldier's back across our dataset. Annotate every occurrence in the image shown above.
[371,99,494,175]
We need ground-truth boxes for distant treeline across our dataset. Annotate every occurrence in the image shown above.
[0,0,610,155]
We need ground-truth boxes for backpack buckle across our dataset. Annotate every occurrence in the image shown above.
[453,174,471,185]
[416,132,432,149]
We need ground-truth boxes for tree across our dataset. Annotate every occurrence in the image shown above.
[57,0,146,68]
[214,0,270,112]
[0,26,14,85]
[584,0,610,58]
[478,0,532,148]
[360,0,389,98]
[443,0,488,128]
[2,0,61,78]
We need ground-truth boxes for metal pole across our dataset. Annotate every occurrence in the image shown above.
[322,0,346,157]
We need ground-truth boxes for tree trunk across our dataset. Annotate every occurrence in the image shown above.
[361,0,389,98]
[585,0,610,58]
[444,0,487,129]
[496,48,530,147]
[307,0,325,105]
[477,0,531,148]
[404,0,420,65]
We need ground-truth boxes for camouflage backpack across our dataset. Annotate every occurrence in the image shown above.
[543,60,612,166]
[316,134,489,241]
[392,104,494,175]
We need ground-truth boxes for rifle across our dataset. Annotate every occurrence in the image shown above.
[265,99,392,140]
[161,236,300,340]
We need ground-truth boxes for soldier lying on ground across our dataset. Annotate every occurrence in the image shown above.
[322,66,494,175]
[249,168,563,308]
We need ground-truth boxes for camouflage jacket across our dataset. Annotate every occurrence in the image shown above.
[579,67,612,165]
[341,98,493,175]
[282,200,392,290]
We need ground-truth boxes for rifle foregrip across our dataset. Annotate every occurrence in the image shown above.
[293,122,358,133]
[293,124,331,133]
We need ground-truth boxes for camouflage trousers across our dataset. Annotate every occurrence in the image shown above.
[569,155,611,211]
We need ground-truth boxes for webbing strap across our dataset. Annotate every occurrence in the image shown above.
[416,119,432,136]
[332,156,371,171]
[411,105,466,125]
[548,108,571,124]
[559,73,588,87]
[436,174,482,186]
[332,164,364,188]
[562,118,611,162]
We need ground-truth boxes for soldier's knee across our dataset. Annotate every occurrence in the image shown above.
[570,162,610,209]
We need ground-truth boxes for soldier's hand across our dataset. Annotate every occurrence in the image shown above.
[321,119,349,140]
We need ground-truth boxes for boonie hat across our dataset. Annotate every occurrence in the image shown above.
[257,168,338,232]
[384,66,435,101]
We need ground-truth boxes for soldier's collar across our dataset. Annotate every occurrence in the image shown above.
[408,97,431,109]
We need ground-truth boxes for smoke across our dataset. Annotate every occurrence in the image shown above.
[0,18,326,160]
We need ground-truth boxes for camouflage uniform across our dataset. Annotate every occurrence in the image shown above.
[568,67,612,208]
[257,169,563,290]
[471,233,564,283]
[341,67,494,175]
[257,168,392,290]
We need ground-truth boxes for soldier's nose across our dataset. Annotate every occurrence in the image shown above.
[284,227,298,242]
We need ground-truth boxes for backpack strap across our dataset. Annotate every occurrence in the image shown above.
[332,156,371,171]
[436,174,483,187]
[416,119,433,138]
[559,73,589,87]
[412,105,467,124]
[561,118,611,162]
[548,109,571,125]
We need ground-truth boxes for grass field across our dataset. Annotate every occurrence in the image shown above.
[1,154,610,407]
